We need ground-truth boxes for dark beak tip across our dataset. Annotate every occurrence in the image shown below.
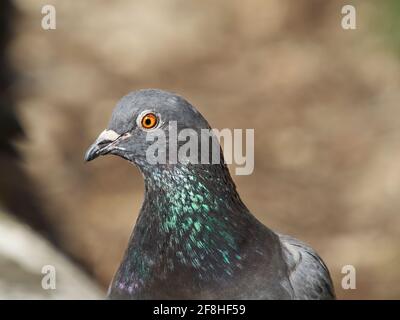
[84,144,99,162]
[84,153,93,162]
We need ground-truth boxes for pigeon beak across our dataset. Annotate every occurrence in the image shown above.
[84,129,122,162]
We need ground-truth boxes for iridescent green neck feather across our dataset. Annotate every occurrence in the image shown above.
[109,162,273,299]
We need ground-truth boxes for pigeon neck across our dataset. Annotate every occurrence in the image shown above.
[112,163,257,296]
[142,163,246,215]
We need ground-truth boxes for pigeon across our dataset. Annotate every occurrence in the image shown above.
[85,89,335,299]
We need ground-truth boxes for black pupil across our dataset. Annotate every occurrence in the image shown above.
[145,118,152,126]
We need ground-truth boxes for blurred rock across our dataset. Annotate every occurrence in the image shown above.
[0,210,103,299]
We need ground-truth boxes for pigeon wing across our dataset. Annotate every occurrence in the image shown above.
[279,234,335,300]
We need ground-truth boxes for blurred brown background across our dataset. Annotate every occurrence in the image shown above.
[1,0,399,299]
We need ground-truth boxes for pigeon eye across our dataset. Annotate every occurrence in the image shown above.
[140,112,158,129]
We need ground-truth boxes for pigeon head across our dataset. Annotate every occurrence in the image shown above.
[85,89,214,170]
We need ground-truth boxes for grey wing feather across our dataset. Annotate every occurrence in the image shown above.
[279,234,335,300]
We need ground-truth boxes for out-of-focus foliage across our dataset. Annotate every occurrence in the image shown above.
[379,0,400,55]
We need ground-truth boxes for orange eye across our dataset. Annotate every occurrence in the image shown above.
[140,112,158,129]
